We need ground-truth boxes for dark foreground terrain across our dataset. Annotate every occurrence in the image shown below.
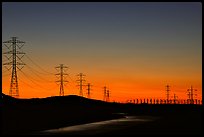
[1,93,202,135]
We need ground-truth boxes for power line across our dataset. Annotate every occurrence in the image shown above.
[18,70,42,88]
[25,64,53,83]
[2,73,11,77]
[18,77,55,94]
[2,68,10,73]
[25,62,48,75]
[68,74,75,83]
[25,54,54,75]
[65,75,76,91]
[19,69,54,91]
[2,68,11,74]
[18,77,37,89]
[19,69,47,85]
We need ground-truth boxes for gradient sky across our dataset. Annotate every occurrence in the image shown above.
[2,2,202,102]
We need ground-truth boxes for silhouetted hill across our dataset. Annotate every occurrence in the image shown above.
[1,93,123,135]
[1,93,202,135]
[2,93,110,105]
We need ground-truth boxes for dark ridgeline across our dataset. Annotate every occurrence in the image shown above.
[1,93,202,135]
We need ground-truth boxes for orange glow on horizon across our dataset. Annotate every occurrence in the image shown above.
[2,72,202,102]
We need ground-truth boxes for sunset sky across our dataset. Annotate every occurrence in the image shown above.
[2,2,202,102]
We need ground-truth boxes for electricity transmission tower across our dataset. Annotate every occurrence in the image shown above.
[172,93,178,104]
[106,89,110,102]
[76,73,86,97]
[166,84,170,104]
[87,83,92,99]
[3,37,25,98]
[55,64,68,96]
[103,86,107,101]
[187,85,197,104]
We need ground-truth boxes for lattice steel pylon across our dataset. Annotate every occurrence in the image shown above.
[76,73,86,97]
[55,64,68,96]
[166,84,170,104]
[87,83,92,99]
[106,89,110,102]
[3,37,25,98]
[187,85,197,104]
[103,86,107,101]
[172,93,178,104]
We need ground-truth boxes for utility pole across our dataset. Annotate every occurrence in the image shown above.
[103,86,107,101]
[187,85,197,104]
[166,84,170,104]
[76,73,86,97]
[87,83,92,99]
[3,37,25,98]
[55,64,68,96]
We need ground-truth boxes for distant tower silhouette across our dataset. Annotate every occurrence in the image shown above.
[150,99,152,104]
[160,99,162,104]
[195,99,197,104]
[187,85,197,104]
[166,84,170,104]
[55,64,68,96]
[164,99,167,104]
[87,83,92,99]
[103,86,107,101]
[172,93,178,104]
[106,89,110,102]
[3,37,26,98]
[76,73,86,97]
[156,99,159,104]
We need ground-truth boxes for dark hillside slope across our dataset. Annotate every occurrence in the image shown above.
[1,93,202,135]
